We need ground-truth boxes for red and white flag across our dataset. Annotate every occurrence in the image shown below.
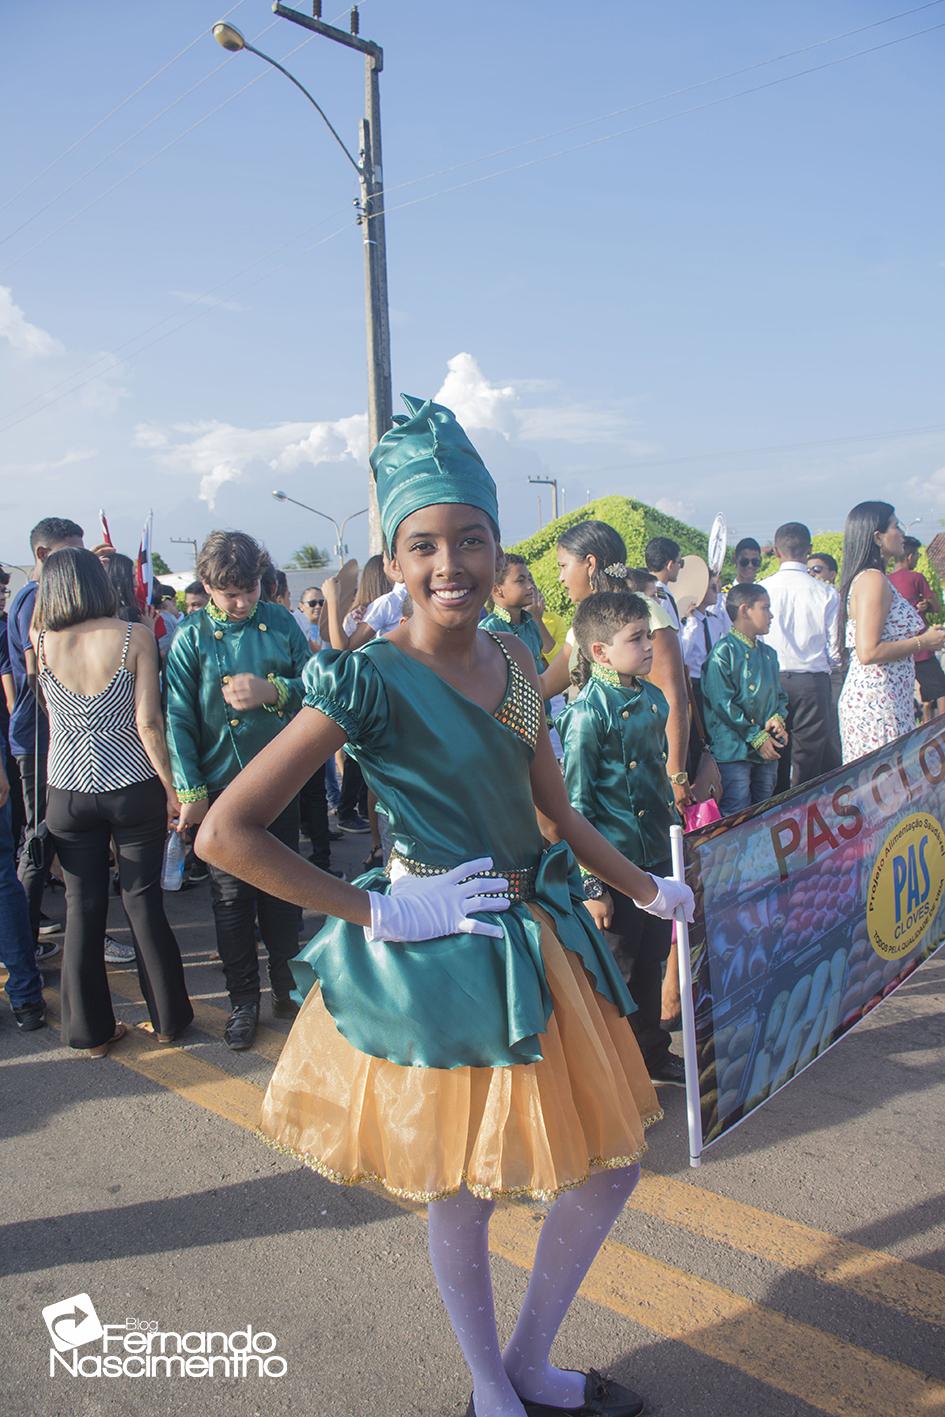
[98,508,115,548]
[134,512,154,610]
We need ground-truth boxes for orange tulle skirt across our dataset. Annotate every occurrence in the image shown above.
[258,905,662,1203]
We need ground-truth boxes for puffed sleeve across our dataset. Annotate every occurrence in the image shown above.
[301,648,389,747]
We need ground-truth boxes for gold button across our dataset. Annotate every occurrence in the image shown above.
[229,718,239,727]
[258,623,267,632]
[637,808,646,817]
[621,709,629,719]
[748,682,756,691]
[222,675,231,684]
[214,630,223,640]
[277,710,284,719]
[651,704,657,713]
[629,760,637,770]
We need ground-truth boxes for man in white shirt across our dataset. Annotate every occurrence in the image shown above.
[762,522,840,788]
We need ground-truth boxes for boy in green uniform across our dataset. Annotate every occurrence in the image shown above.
[556,590,685,1086]
[479,553,555,671]
[701,583,789,817]
[165,531,312,1050]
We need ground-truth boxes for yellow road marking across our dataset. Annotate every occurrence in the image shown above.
[632,1173,945,1330]
[16,981,945,1414]
[489,1208,945,1417]
[103,968,290,1066]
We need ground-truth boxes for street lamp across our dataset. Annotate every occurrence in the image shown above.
[213,10,392,552]
[272,489,367,565]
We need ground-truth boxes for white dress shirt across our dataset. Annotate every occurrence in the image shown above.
[762,562,839,673]
[363,582,408,636]
[680,604,729,679]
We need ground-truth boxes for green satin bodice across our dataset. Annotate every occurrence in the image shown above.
[701,633,788,764]
[556,676,677,871]
[292,636,635,1069]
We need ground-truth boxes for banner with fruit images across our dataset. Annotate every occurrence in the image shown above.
[683,716,945,1153]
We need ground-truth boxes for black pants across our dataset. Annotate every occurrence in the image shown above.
[776,671,836,791]
[206,793,302,1006]
[299,766,331,870]
[46,776,193,1050]
[602,868,673,1070]
[338,756,368,820]
[16,751,52,940]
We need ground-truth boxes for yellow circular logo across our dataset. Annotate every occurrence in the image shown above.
[866,812,945,961]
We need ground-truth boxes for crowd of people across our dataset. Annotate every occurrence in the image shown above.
[2,392,944,1415]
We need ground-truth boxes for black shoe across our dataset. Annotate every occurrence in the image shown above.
[37,914,61,938]
[648,1052,686,1086]
[338,813,371,834]
[520,1369,644,1416]
[34,940,61,963]
[659,1013,682,1032]
[271,995,299,1020]
[187,863,210,883]
[223,1002,259,1051]
[13,1001,47,1032]
[327,827,344,841]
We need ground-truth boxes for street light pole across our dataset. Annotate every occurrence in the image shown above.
[213,6,392,553]
[529,476,559,522]
[272,489,367,566]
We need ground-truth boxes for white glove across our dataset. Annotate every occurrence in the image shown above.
[366,857,510,942]
[640,872,695,923]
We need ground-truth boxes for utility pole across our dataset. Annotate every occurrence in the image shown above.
[529,475,559,522]
[272,3,392,553]
[170,536,198,570]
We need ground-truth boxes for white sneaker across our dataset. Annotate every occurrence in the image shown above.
[103,935,135,964]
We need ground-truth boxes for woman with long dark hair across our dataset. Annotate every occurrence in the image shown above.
[838,501,945,762]
[32,548,192,1055]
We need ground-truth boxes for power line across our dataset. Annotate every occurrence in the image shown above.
[364,0,945,217]
[0,0,248,218]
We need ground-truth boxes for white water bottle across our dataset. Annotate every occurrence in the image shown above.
[161,831,186,892]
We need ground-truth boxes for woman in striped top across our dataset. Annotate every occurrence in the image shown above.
[32,549,192,1056]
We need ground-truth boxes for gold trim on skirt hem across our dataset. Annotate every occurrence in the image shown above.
[254,1110,663,1205]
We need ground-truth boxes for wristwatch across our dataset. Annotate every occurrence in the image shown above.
[582,874,607,901]
[668,771,690,786]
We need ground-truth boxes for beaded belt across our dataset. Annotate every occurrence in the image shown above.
[387,849,539,902]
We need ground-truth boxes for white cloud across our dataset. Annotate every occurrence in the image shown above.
[0,285,64,358]
[911,465,945,512]
[7,447,97,475]
[653,495,695,520]
[434,352,518,437]
[137,414,369,508]
[171,290,244,313]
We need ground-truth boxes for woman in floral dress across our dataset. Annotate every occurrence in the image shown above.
[838,501,945,762]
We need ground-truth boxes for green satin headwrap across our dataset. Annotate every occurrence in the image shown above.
[370,394,500,551]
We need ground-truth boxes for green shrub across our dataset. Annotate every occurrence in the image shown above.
[508,495,732,623]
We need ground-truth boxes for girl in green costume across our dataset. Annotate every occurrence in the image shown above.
[197,397,693,1417]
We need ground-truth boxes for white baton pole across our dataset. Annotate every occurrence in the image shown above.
[670,823,704,1168]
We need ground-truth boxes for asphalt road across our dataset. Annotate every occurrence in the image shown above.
[2,826,944,1417]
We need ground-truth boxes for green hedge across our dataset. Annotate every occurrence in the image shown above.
[508,495,732,623]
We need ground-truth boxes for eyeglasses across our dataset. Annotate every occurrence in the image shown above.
[808,564,827,577]
[738,557,761,568]
[303,599,324,609]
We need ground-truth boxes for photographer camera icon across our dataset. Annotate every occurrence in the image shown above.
[42,1294,104,1352]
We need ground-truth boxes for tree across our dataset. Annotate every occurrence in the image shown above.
[152,551,171,575]
[287,544,330,569]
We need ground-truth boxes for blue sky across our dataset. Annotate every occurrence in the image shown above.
[1,0,943,572]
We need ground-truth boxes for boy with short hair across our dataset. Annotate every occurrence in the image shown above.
[701,584,789,816]
[165,531,312,1050]
[480,553,554,670]
[889,536,945,721]
[557,590,686,1086]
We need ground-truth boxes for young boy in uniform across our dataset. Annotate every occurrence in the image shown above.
[165,531,312,1050]
[480,553,556,671]
[701,583,789,816]
[557,590,685,1086]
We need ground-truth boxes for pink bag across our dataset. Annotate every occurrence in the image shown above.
[683,798,722,832]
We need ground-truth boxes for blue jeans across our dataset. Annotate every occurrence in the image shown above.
[0,795,43,1008]
[718,759,779,817]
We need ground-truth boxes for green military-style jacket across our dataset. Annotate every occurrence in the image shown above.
[165,600,312,800]
[556,674,677,870]
[701,630,788,764]
[479,607,546,671]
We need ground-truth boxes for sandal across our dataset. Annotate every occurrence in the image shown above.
[362,845,384,870]
[87,1022,128,1059]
